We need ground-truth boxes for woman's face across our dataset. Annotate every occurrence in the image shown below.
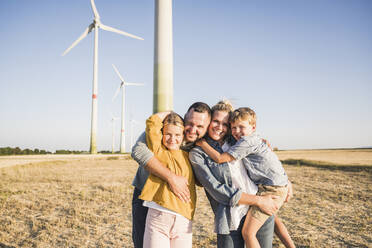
[208,110,229,143]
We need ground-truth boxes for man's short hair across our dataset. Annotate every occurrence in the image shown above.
[185,102,211,119]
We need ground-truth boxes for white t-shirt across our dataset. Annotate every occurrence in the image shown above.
[222,142,258,230]
[143,201,185,218]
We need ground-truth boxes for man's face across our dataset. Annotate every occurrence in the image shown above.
[184,109,210,143]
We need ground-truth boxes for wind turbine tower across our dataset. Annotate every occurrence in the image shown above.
[112,64,144,154]
[62,0,143,154]
[154,0,173,113]
[111,115,119,154]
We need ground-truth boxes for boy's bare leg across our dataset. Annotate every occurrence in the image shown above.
[274,217,296,248]
[242,209,265,248]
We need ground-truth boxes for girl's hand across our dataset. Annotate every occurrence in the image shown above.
[155,111,171,121]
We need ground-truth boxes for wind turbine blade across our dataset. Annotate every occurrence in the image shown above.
[124,82,144,86]
[100,24,144,40]
[112,83,122,102]
[90,0,100,19]
[112,64,125,83]
[62,24,94,56]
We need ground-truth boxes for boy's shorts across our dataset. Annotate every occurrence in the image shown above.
[250,184,288,223]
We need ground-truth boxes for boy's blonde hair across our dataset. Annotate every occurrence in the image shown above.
[230,107,257,126]
[211,99,234,115]
[163,112,184,129]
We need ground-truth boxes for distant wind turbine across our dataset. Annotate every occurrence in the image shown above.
[111,115,119,154]
[112,64,144,154]
[62,0,143,154]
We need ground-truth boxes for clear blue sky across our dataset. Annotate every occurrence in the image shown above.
[1,0,371,152]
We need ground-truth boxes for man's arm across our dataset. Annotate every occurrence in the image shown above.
[238,193,279,216]
[131,131,191,203]
[131,132,154,167]
[196,139,235,163]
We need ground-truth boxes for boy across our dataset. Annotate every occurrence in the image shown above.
[197,107,288,248]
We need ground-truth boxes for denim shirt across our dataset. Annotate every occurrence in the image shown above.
[189,137,244,234]
[228,133,288,186]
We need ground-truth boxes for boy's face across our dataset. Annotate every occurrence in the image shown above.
[162,124,184,150]
[231,120,256,141]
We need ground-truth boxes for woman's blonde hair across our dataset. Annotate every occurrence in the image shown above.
[211,99,234,115]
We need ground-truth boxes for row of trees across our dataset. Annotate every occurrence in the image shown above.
[0,147,88,156]
[0,147,52,155]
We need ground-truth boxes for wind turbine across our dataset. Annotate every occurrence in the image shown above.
[62,0,143,154]
[111,115,119,154]
[112,64,144,154]
[154,0,173,113]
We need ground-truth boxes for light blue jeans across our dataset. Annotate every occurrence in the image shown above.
[217,215,275,248]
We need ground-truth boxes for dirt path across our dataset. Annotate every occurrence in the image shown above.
[0,154,128,169]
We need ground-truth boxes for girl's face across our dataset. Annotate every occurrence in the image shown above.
[162,124,184,150]
[208,110,229,143]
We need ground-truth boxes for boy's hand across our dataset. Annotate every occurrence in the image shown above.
[195,138,206,147]
[285,180,293,203]
[262,138,272,150]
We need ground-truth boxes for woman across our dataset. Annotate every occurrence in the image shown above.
[189,101,294,248]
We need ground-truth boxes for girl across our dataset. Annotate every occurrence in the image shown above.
[139,112,196,248]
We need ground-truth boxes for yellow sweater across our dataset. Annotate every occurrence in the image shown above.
[139,114,196,220]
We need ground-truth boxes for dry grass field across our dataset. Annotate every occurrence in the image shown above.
[0,150,371,247]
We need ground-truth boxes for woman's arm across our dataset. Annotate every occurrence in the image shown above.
[190,147,280,214]
[189,148,280,215]
[196,139,235,163]
[189,148,242,206]
[274,217,296,248]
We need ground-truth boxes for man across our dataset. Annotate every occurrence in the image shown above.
[131,102,211,248]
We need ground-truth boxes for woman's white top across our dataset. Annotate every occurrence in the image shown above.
[222,142,258,230]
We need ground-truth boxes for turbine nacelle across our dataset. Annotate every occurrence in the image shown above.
[62,0,143,57]
[111,64,144,101]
